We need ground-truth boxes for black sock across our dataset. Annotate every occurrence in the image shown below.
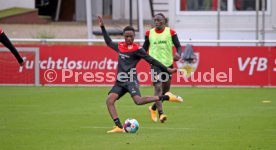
[158,110,163,116]
[113,118,123,128]
[159,95,169,102]
[0,32,23,64]
[151,103,157,110]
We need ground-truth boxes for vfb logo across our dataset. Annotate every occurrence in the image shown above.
[238,57,267,75]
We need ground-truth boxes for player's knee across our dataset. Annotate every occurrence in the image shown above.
[105,99,111,105]
[133,98,143,105]
[134,101,143,105]
[132,95,143,105]
[106,98,115,106]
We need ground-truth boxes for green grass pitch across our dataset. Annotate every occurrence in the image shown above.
[0,86,275,150]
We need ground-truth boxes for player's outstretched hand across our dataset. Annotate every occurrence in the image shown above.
[19,60,25,66]
[167,68,177,74]
[173,53,181,61]
[98,16,104,27]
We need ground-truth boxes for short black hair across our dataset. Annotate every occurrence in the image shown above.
[123,26,135,33]
[155,13,166,19]
[154,13,168,23]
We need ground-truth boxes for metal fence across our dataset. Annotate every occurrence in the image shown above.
[11,38,276,46]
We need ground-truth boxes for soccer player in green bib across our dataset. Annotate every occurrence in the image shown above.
[143,13,183,123]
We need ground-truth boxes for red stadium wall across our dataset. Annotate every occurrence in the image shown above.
[1,45,275,86]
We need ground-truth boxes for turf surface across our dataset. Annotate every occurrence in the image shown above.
[0,87,275,150]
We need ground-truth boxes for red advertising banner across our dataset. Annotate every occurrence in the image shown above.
[0,51,35,84]
[173,46,275,86]
[0,45,275,86]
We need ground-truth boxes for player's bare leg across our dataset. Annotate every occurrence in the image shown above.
[150,79,183,122]
[132,95,161,105]
[162,79,171,95]
[151,83,165,122]
[106,93,124,133]
[158,79,172,123]
[150,82,168,123]
[132,94,182,105]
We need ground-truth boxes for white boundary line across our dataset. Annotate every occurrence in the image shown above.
[80,126,194,130]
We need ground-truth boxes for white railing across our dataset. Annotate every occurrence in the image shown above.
[11,38,276,44]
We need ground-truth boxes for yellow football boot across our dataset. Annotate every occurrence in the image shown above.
[165,92,183,103]
[148,106,158,122]
[106,126,125,133]
[159,114,167,123]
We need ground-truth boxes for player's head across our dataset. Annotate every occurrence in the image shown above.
[123,26,135,45]
[153,13,167,30]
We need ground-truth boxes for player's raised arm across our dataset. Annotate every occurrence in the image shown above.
[0,28,24,66]
[98,16,118,51]
[97,16,104,27]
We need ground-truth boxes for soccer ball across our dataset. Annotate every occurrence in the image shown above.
[123,118,139,133]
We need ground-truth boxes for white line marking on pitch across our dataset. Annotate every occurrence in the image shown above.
[80,126,194,130]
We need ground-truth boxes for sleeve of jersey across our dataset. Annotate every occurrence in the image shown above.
[142,30,150,52]
[170,29,182,55]
[142,36,150,52]
[100,26,119,52]
[0,31,24,64]
[136,48,168,73]
[170,29,176,36]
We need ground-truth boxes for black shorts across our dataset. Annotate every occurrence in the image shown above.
[108,80,141,100]
[150,65,173,84]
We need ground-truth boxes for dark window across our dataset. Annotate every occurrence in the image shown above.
[180,0,228,11]
[103,0,112,18]
[234,0,267,11]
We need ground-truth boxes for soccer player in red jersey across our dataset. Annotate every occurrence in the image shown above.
[98,16,183,133]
